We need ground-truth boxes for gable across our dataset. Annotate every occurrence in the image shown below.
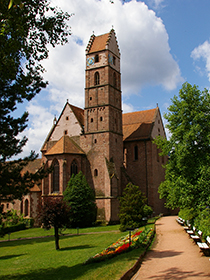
[45,102,84,144]
[86,29,120,57]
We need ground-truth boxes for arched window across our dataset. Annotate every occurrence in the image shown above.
[52,159,59,192]
[94,169,98,176]
[95,54,99,63]
[20,201,23,214]
[134,145,138,161]
[113,72,117,87]
[94,71,100,85]
[25,199,29,216]
[71,160,78,176]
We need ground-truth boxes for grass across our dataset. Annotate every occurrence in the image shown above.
[0,220,156,280]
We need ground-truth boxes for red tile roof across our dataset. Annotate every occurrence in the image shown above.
[122,108,157,141]
[21,159,42,192]
[45,135,85,156]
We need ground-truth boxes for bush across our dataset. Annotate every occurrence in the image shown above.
[194,208,210,239]
[63,171,97,228]
[119,183,153,231]
[178,208,197,223]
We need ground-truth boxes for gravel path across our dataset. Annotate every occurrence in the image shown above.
[131,216,210,280]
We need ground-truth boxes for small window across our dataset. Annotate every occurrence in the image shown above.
[95,71,100,85]
[66,116,69,120]
[91,118,93,123]
[113,56,116,65]
[95,54,99,63]
[90,96,92,100]
[64,130,68,135]
[113,72,117,87]
[94,169,98,176]
[25,199,29,216]
[94,139,97,143]
[6,203,9,209]
[71,160,78,176]
[100,116,103,121]
[134,145,138,161]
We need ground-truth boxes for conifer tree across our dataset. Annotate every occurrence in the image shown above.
[0,1,71,206]
[63,171,97,228]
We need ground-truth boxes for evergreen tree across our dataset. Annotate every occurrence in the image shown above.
[63,171,97,228]
[154,82,210,211]
[0,1,71,206]
[119,183,153,231]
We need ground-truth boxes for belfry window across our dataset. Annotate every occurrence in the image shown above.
[94,169,98,176]
[95,71,100,85]
[95,54,99,63]
[52,159,59,192]
[71,160,78,176]
[134,145,138,161]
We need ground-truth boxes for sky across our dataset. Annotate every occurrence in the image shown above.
[16,0,210,158]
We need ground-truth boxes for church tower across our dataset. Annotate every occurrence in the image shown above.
[80,30,123,222]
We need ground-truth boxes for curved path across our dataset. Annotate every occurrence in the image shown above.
[132,216,210,280]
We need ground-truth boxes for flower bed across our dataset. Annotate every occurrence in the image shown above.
[84,227,154,264]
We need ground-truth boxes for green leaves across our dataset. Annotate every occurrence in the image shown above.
[155,82,210,211]
[63,172,97,228]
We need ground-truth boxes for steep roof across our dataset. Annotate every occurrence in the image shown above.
[45,135,85,156]
[41,102,84,152]
[86,29,120,55]
[122,108,158,141]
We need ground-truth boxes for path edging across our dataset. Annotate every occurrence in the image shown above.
[119,227,156,280]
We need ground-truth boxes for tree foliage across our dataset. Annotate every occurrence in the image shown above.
[155,82,210,210]
[38,197,71,250]
[119,183,153,231]
[63,171,97,228]
[0,0,71,204]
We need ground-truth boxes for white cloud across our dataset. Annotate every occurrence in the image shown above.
[191,40,210,81]
[18,0,182,157]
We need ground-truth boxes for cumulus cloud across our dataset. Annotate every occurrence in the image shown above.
[191,40,210,81]
[19,0,182,157]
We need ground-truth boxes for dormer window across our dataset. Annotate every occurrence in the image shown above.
[95,54,99,63]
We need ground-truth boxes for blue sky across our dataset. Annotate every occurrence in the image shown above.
[17,0,210,158]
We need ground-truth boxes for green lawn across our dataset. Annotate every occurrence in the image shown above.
[0,222,156,279]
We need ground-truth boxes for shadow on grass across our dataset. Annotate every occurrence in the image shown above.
[0,248,142,280]
[59,244,94,251]
[0,254,26,260]
[0,234,78,248]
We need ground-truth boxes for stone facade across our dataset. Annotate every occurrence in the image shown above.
[4,30,168,222]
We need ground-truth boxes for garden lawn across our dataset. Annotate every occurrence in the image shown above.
[0,230,147,280]
[0,225,120,241]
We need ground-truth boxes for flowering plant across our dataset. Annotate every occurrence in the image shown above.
[84,227,154,264]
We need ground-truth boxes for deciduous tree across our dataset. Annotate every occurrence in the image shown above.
[38,197,71,250]
[155,82,210,211]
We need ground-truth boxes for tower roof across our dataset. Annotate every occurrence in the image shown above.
[86,29,120,55]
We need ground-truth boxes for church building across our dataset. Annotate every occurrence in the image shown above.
[40,29,167,222]
[2,30,167,222]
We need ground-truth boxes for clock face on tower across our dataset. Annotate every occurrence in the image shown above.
[87,57,94,66]
[108,54,113,65]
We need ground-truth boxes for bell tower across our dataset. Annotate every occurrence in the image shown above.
[81,30,123,222]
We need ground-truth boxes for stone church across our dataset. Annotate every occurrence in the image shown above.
[3,30,167,222]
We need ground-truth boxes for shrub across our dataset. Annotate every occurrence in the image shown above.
[119,183,153,231]
[63,171,97,228]
[194,208,210,239]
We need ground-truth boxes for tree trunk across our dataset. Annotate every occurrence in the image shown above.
[54,226,60,250]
